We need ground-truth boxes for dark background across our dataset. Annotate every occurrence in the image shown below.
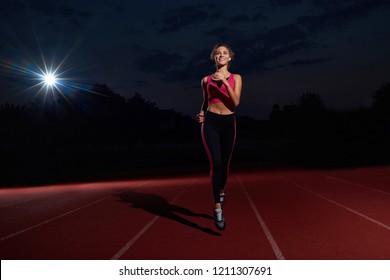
[1,83,390,185]
[1,0,390,185]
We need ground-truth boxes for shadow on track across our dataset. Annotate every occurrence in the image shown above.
[116,190,221,236]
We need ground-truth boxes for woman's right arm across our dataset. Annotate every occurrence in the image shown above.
[196,76,208,123]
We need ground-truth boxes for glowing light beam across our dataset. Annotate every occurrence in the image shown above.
[42,72,57,87]
[0,40,102,107]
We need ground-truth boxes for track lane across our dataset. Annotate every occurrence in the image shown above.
[280,169,390,226]
[119,175,279,259]
[0,178,189,259]
[1,165,390,260]
[318,166,390,193]
[0,179,148,239]
[237,170,390,259]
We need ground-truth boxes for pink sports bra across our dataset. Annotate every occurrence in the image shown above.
[207,74,235,106]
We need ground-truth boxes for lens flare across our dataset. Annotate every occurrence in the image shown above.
[0,54,89,106]
[43,73,57,86]
[0,17,96,107]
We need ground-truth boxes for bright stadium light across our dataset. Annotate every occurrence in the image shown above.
[0,45,93,105]
[43,72,57,87]
[0,20,98,105]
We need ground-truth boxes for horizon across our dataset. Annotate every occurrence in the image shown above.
[1,0,390,119]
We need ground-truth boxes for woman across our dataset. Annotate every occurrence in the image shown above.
[196,43,242,230]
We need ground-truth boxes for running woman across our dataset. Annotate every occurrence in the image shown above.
[196,43,242,230]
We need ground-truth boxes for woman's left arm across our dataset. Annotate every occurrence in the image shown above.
[224,74,242,107]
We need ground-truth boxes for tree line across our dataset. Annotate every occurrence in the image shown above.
[1,83,389,185]
[264,84,390,166]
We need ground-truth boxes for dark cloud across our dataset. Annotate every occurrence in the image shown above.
[1,0,389,119]
[269,40,312,60]
[261,24,308,48]
[205,27,231,37]
[157,4,260,34]
[358,0,390,12]
[0,0,25,17]
[127,28,143,35]
[204,27,243,41]
[135,50,184,74]
[28,0,91,19]
[227,15,251,24]
[269,0,303,6]
[311,0,351,11]
[159,5,210,33]
[58,6,81,17]
[29,0,58,15]
[103,0,125,13]
[290,57,332,66]
[298,7,365,31]
[311,0,389,11]
[162,23,312,82]
[300,0,390,31]
[134,80,149,87]
[0,0,91,44]
[209,12,222,20]
[162,47,211,83]
[253,13,266,21]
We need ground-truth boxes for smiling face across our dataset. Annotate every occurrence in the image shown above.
[210,43,235,68]
[214,46,231,67]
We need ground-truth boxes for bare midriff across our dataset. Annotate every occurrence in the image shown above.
[208,102,234,115]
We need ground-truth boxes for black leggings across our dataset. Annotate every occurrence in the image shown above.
[201,111,236,204]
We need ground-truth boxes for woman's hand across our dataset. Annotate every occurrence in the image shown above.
[196,113,205,123]
[211,71,226,83]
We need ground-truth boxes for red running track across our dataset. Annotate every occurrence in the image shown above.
[1,164,390,260]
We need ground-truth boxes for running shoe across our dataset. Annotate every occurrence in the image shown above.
[214,208,225,230]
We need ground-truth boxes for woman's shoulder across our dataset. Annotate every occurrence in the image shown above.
[201,75,212,83]
[232,73,242,81]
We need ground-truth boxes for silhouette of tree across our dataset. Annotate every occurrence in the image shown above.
[0,103,34,144]
[127,92,157,112]
[269,104,282,122]
[5,77,389,184]
[90,84,125,102]
[297,91,326,112]
[371,84,390,142]
[282,92,329,162]
[372,84,390,117]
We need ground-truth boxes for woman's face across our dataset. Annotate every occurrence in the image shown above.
[214,46,231,66]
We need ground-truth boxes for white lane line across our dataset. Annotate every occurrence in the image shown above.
[278,176,390,231]
[111,178,197,260]
[0,181,149,242]
[0,183,97,208]
[0,197,45,208]
[323,175,390,196]
[237,175,285,260]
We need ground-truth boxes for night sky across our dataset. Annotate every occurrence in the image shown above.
[1,0,389,119]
